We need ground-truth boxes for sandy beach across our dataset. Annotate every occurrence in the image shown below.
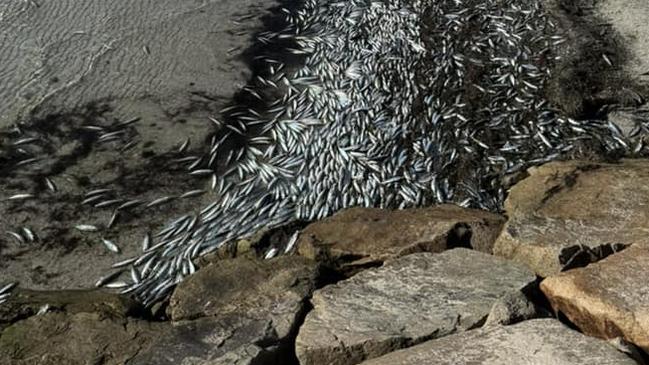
[0,0,279,290]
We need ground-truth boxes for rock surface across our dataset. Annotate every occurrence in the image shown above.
[128,316,289,365]
[0,310,290,365]
[541,244,649,352]
[168,255,320,325]
[358,319,637,365]
[0,288,141,331]
[0,256,322,365]
[494,159,649,276]
[0,311,164,365]
[484,290,543,327]
[295,249,536,365]
[297,205,505,275]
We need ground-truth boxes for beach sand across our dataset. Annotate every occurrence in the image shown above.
[0,0,278,290]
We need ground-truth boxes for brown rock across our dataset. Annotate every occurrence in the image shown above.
[0,311,160,365]
[0,310,287,365]
[169,255,320,336]
[0,289,142,331]
[358,319,637,365]
[541,245,649,352]
[297,205,505,274]
[494,159,649,276]
[296,249,536,365]
[161,255,320,364]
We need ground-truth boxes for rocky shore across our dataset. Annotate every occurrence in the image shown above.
[3,158,649,364]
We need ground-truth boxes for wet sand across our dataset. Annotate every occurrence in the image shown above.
[0,0,279,290]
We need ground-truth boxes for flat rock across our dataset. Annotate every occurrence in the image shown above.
[1,299,304,365]
[358,319,637,365]
[128,315,291,365]
[0,311,161,365]
[494,159,649,277]
[297,205,505,274]
[169,255,320,342]
[541,244,649,352]
[0,288,142,331]
[295,249,536,365]
[0,311,291,365]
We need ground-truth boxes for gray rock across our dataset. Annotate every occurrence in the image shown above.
[484,290,544,326]
[297,205,505,275]
[164,255,320,363]
[295,249,536,365]
[168,256,320,327]
[128,316,285,365]
[359,319,637,365]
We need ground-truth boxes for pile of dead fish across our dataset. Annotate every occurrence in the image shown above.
[3,0,647,306]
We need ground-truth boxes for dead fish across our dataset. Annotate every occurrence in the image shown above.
[146,196,175,208]
[21,227,35,242]
[180,189,205,198]
[101,238,121,253]
[118,117,141,127]
[14,157,40,167]
[95,271,123,287]
[284,231,300,254]
[75,224,99,232]
[3,194,35,201]
[44,177,57,192]
[141,232,151,251]
[264,247,278,260]
[36,304,51,315]
[117,199,142,210]
[81,195,105,205]
[6,231,24,244]
[12,137,39,146]
[104,281,129,289]
[112,257,137,268]
[178,138,190,153]
[95,199,123,208]
[0,282,17,295]
[107,210,119,229]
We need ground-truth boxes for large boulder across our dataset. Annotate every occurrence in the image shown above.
[295,249,536,365]
[358,319,637,365]
[494,159,649,276]
[541,244,649,352]
[166,255,321,363]
[168,255,320,323]
[297,205,505,275]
